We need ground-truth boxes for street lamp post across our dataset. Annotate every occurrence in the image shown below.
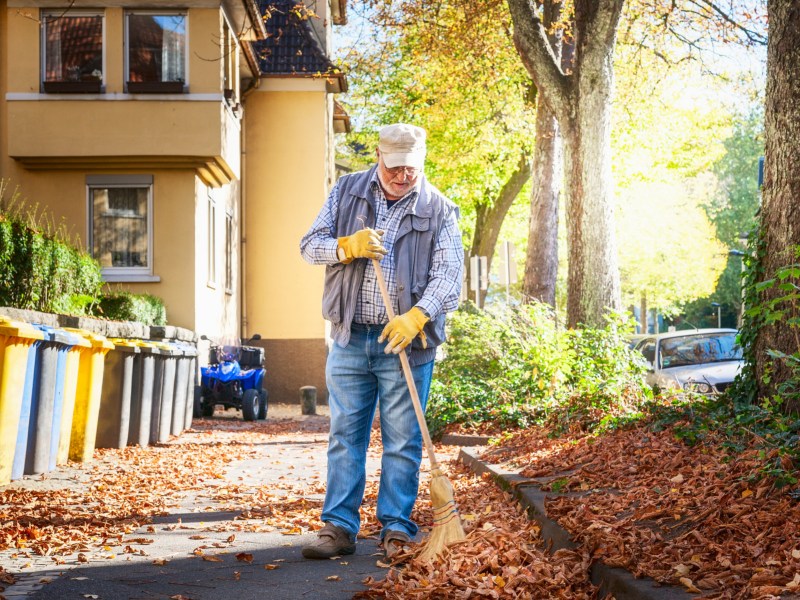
[711,302,721,328]
[729,248,746,328]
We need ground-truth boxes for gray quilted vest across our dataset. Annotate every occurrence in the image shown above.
[321,165,458,366]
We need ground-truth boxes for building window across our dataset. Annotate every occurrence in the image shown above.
[207,190,217,287]
[41,11,104,93]
[222,19,239,107]
[88,175,153,278]
[126,11,187,93]
[225,212,233,294]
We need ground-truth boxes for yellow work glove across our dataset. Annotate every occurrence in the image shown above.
[379,307,429,354]
[337,228,387,264]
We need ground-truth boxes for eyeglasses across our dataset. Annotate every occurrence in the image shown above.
[381,161,419,178]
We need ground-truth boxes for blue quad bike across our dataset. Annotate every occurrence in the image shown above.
[197,335,268,421]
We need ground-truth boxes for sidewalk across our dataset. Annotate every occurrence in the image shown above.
[0,404,387,600]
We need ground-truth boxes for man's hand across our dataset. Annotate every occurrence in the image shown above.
[379,307,429,354]
[337,228,387,263]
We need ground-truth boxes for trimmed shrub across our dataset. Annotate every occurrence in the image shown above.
[96,292,167,326]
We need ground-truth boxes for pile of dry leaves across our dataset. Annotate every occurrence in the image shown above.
[357,462,597,599]
[479,420,800,599]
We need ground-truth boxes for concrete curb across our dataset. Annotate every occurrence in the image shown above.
[440,433,492,446]
[459,448,692,600]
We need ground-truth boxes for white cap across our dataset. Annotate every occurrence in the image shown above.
[378,123,426,169]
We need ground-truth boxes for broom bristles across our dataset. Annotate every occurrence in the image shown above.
[418,467,466,561]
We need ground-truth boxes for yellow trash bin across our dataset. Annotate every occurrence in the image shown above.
[62,329,114,463]
[56,332,91,465]
[0,317,44,485]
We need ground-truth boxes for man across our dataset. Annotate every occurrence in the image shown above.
[299,123,463,561]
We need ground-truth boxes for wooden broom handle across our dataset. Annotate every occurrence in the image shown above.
[371,258,441,471]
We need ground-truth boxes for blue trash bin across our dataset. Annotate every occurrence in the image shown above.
[11,332,44,480]
[13,325,80,477]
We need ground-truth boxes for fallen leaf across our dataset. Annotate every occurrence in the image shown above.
[679,577,701,593]
[235,552,253,563]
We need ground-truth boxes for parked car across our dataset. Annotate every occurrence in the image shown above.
[633,329,743,395]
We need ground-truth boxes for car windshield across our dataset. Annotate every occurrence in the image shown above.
[659,333,742,369]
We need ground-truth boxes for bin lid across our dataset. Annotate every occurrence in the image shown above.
[108,338,142,354]
[32,323,84,347]
[61,327,115,350]
[0,317,45,341]
[130,340,163,355]
[172,341,198,357]
[150,341,181,356]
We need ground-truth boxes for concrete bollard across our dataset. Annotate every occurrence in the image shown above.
[300,386,317,415]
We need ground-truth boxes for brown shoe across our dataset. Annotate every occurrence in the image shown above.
[302,523,356,559]
[382,530,411,562]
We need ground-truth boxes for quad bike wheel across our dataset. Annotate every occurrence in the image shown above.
[201,399,215,417]
[257,388,268,420]
[192,387,203,418]
[242,388,260,421]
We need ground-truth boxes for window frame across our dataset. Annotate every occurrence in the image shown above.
[124,9,189,94]
[87,175,156,282]
[224,210,234,295]
[221,15,240,108]
[41,9,106,94]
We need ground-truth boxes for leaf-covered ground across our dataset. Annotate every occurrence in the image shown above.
[479,418,800,599]
[6,401,795,599]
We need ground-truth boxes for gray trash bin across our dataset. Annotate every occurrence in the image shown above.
[181,343,199,431]
[128,342,160,448]
[96,339,141,449]
[150,342,179,444]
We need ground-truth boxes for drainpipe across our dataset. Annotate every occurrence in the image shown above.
[239,76,260,340]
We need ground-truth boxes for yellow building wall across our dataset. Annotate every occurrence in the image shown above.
[244,89,329,341]
[1,5,242,345]
[7,101,228,159]
[0,169,200,329]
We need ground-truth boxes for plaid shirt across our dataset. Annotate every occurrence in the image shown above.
[300,170,463,325]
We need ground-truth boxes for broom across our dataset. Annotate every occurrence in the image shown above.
[371,258,466,561]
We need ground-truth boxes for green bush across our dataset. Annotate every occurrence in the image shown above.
[0,181,167,326]
[96,292,167,326]
[0,200,103,315]
[427,302,649,437]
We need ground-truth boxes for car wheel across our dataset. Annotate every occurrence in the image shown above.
[258,388,268,420]
[242,389,260,421]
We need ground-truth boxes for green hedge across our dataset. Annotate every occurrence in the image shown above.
[0,217,103,315]
[1,182,167,325]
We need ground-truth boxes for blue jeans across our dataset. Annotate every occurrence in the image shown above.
[321,323,434,541]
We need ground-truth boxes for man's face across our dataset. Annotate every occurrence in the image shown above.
[377,151,420,200]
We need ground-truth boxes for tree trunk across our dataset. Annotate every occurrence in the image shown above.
[523,89,561,308]
[507,0,623,328]
[639,294,647,334]
[470,151,532,305]
[754,1,800,410]
[562,52,622,328]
